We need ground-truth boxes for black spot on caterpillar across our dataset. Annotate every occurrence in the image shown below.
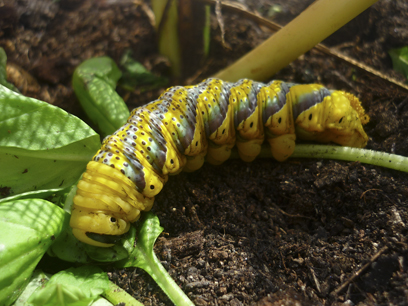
[70,78,369,247]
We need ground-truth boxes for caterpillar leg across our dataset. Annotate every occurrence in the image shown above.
[235,105,264,162]
[267,133,297,162]
[183,152,206,172]
[235,137,264,162]
[206,142,234,165]
[261,82,296,161]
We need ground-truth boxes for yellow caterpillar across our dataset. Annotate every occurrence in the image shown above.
[70,79,369,247]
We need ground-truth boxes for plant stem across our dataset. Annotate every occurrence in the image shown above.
[291,145,408,172]
[249,144,408,172]
[102,282,144,306]
[151,0,182,77]
[139,246,195,306]
[214,0,379,82]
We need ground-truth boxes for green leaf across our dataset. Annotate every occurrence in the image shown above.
[117,213,164,269]
[118,50,167,91]
[47,226,91,264]
[0,187,70,204]
[0,85,101,198]
[0,48,18,92]
[49,267,109,296]
[0,199,66,306]
[14,270,50,306]
[389,46,408,80]
[26,266,110,306]
[116,213,194,306]
[28,284,94,306]
[72,57,130,136]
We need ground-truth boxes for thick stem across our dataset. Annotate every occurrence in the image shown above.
[152,0,182,77]
[214,0,379,82]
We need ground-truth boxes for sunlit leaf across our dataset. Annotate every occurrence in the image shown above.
[0,85,100,199]
[0,199,66,306]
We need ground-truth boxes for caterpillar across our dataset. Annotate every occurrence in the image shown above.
[70,78,369,247]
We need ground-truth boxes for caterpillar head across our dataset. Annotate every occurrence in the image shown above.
[295,91,369,147]
[70,162,151,247]
[70,206,131,247]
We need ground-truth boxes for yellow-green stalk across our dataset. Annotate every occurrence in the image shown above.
[151,0,182,77]
[230,145,408,173]
[214,0,379,82]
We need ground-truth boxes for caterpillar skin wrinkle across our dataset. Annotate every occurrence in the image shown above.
[70,78,369,247]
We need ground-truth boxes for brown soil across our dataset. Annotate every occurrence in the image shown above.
[1,0,408,305]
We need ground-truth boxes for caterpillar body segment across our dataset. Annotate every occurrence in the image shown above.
[70,78,369,247]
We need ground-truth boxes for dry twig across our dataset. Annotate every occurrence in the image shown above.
[330,245,389,297]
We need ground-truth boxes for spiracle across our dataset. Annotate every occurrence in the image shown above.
[70,78,369,247]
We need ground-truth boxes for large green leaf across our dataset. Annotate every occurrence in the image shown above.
[0,199,66,306]
[0,85,101,199]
